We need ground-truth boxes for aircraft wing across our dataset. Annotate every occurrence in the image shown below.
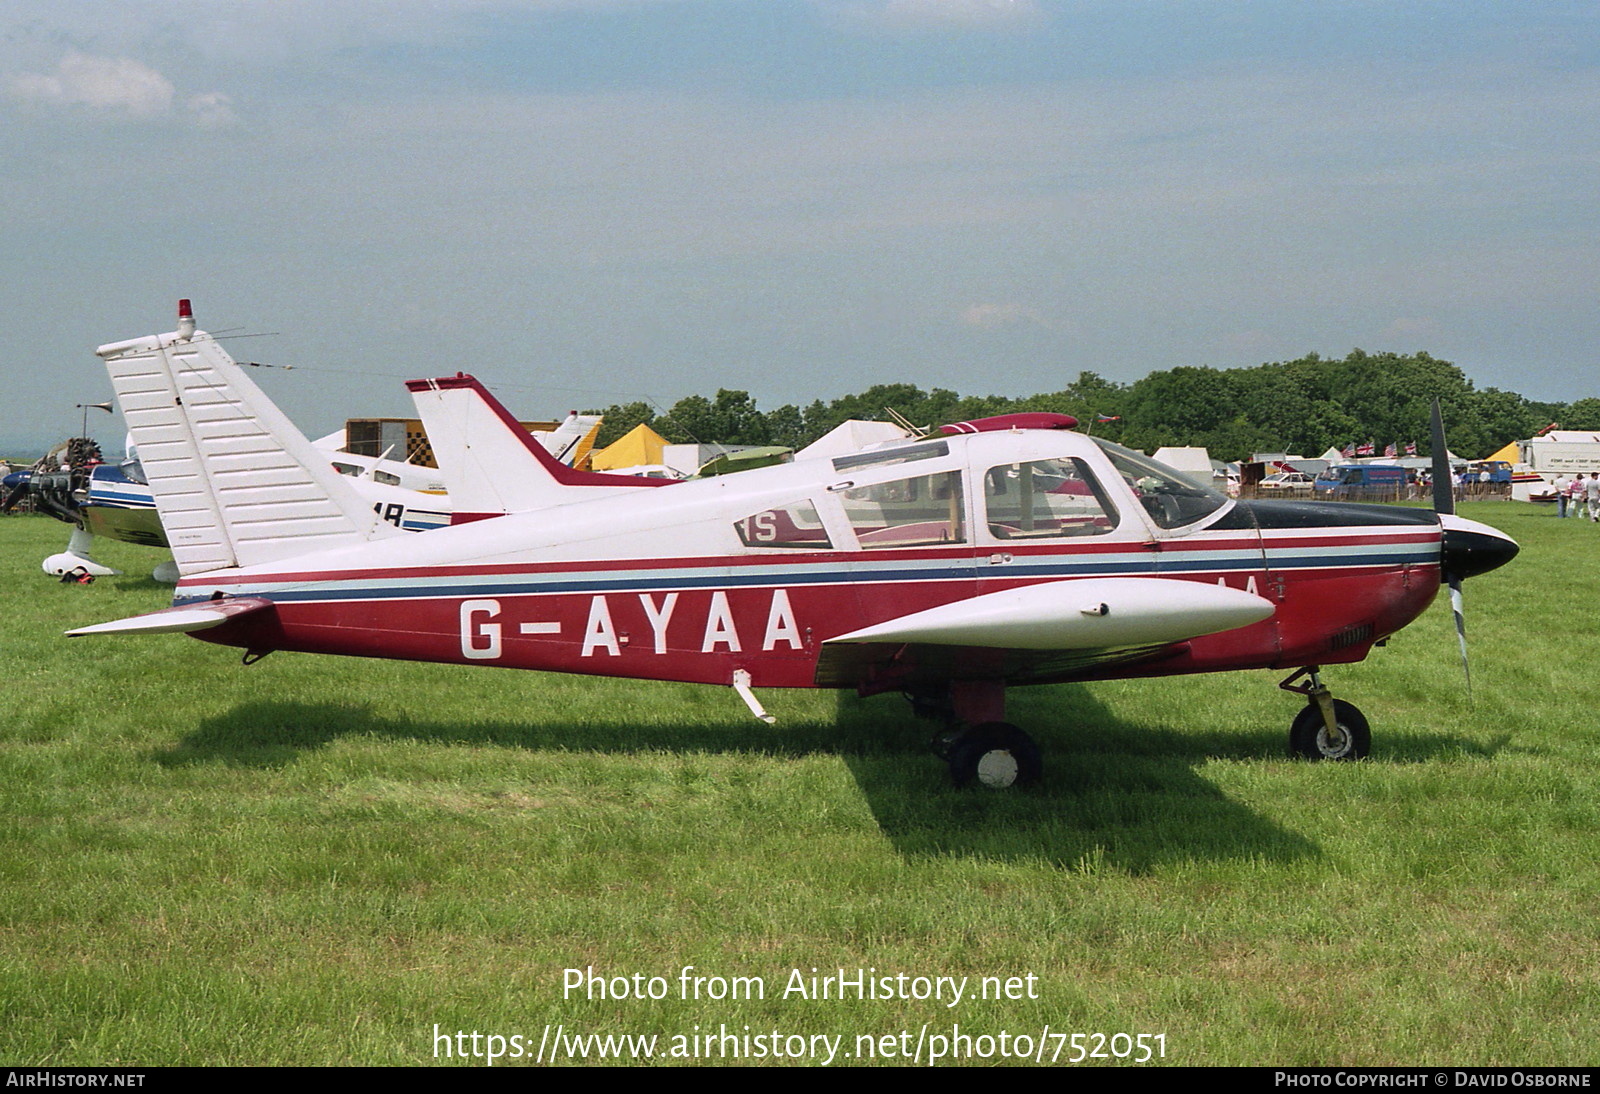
[67,597,275,637]
[816,577,1274,688]
[826,578,1272,650]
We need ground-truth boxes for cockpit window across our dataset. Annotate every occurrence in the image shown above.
[1091,438,1230,529]
[841,471,964,548]
[984,458,1118,538]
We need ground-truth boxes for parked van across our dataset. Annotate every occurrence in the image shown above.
[1466,460,1512,484]
[1314,464,1408,495]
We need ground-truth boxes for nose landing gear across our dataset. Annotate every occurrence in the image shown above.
[1280,666,1370,761]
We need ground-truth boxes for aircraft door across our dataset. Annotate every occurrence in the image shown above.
[832,464,980,625]
[976,455,1134,595]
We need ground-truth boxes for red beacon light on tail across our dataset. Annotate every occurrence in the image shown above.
[938,413,1078,435]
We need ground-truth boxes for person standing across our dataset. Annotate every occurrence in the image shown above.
[1555,473,1572,516]
[1587,473,1600,523]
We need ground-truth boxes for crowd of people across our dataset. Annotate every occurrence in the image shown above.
[1553,473,1600,520]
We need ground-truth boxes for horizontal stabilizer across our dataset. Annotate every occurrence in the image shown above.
[67,596,274,637]
[826,577,1274,651]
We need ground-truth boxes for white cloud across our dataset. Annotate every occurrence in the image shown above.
[8,51,175,116]
[7,50,238,127]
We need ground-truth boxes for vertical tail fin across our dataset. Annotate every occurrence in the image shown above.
[537,411,604,466]
[97,302,403,576]
[405,375,669,522]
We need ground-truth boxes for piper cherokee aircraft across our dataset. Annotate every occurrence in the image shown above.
[69,303,1519,788]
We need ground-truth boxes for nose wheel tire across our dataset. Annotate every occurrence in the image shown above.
[947,722,1042,788]
[1289,699,1370,761]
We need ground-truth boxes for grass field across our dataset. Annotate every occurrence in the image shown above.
[1,504,1593,1067]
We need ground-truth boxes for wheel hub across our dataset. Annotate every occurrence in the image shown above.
[975,749,1020,788]
[1316,726,1353,759]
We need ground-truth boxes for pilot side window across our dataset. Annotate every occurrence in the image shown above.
[984,459,1119,539]
[842,471,965,548]
[735,501,833,549]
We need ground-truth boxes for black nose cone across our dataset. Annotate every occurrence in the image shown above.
[1441,516,1520,580]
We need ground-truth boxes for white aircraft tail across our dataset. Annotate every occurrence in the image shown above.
[97,300,404,577]
[406,375,668,521]
[537,411,603,465]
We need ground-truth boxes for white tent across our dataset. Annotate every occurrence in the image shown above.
[795,420,912,460]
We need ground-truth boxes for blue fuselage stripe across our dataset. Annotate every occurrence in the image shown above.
[173,543,1436,606]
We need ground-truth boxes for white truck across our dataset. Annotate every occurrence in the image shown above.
[1512,432,1600,502]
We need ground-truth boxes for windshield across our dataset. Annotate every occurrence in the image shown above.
[1090,438,1230,530]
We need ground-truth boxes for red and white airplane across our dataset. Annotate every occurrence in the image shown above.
[70,303,1518,787]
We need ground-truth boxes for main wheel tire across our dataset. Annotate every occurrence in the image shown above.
[1289,700,1371,761]
[948,722,1042,788]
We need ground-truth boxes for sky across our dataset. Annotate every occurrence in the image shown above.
[3,0,1598,452]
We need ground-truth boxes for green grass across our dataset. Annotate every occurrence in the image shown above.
[0,505,1594,1066]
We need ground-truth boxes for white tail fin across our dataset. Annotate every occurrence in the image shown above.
[97,303,404,576]
[537,411,603,465]
[406,375,669,522]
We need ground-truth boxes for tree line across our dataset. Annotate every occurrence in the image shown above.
[588,350,1600,463]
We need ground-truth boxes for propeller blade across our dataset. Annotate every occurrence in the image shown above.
[1429,401,1517,703]
[1430,398,1454,516]
[1433,398,1469,696]
[1449,577,1471,702]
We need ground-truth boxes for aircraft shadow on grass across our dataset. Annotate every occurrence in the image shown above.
[833,688,1322,872]
[150,682,1365,873]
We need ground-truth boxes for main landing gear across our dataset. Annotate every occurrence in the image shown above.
[914,681,1042,789]
[932,721,1044,789]
[1279,667,1370,761]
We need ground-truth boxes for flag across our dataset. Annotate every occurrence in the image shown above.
[1095,413,1120,423]
[1535,422,1559,436]
[1404,441,1417,456]
[1356,440,1375,456]
[1384,442,1397,458]
[1341,444,1355,458]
